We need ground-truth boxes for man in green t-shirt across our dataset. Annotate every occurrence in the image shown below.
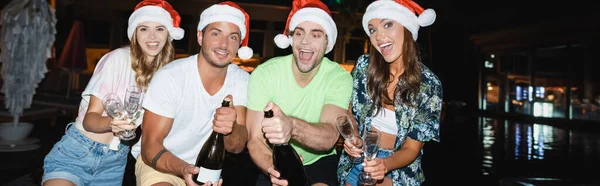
[246,0,352,185]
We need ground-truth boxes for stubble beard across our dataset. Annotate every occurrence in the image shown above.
[293,53,324,73]
[201,47,230,69]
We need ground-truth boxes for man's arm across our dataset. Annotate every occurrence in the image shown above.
[290,104,345,151]
[223,105,248,153]
[286,66,353,151]
[140,109,189,176]
[246,109,273,174]
[262,102,346,152]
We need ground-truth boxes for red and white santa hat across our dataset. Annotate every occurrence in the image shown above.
[127,0,185,41]
[274,0,337,54]
[362,0,436,41]
[197,1,253,60]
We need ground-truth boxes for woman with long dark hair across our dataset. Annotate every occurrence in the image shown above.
[337,0,442,185]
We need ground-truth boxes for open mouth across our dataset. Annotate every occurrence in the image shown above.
[378,42,393,55]
[298,49,314,61]
[146,42,160,50]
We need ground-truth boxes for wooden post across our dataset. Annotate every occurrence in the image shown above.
[264,21,275,58]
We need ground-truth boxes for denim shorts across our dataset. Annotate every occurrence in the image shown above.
[345,149,393,186]
[42,123,129,186]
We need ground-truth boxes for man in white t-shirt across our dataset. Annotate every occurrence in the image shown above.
[130,2,254,186]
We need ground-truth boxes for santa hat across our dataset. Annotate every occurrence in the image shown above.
[274,0,337,54]
[362,0,436,41]
[127,0,185,41]
[197,1,253,60]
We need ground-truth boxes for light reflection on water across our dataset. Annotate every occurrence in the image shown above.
[481,117,495,176]
[479,117,599,178]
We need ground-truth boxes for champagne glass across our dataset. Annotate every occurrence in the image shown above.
[120,86,143,140]
[103,93,130,140]
[124,86,141,115]
[335,114,362,164]
[357,129,381,186]
[102,93,126,120]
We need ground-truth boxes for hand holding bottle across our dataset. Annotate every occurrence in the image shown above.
[261,101,294,145]
[183,165,201,186]
[265,104,308,186]
[192,99,229,185]
[266,153,304,186]
[213,95,236,135]
[267,166,288,186]
[183,164,223,186]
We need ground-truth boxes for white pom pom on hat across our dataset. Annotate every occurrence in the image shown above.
[198,1,254,60]
[273,0,337,54]
[418,8,436,27]
[127,0,185,41]
[274,34,291,49]
[362,0,436,41]
[237,46,253,60]
[169,27,185,40]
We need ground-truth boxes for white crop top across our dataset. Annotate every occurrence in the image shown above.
[371,108,398,135]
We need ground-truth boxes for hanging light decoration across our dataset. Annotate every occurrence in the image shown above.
[0,0,57,125]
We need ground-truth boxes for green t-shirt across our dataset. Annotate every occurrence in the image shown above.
[247,54,353,165]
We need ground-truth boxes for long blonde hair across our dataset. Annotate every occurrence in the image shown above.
[129,29,175,90]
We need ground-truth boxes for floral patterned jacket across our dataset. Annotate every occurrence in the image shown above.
[337,55,443,186]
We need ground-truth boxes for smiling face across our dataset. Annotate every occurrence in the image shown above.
[135,21,169,62]
[367,18,406,63]
[198,22,242,68]
[290,21,328,73]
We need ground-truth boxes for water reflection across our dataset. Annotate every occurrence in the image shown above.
[481,117,495,176]
[479,117,600,180]
[533,124,545,160]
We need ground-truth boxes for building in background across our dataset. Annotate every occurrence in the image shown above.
[471,14,600,122]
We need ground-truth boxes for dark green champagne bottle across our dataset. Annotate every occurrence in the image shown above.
[192,100,230,184]
[265,110,308,186]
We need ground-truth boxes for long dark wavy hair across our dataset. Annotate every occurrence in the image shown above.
[129,29,175,90]
[367,27,422,114]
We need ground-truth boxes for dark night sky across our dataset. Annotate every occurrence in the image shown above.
[220,0,599,34]
[2,0,597,104]
[2,0,596,35]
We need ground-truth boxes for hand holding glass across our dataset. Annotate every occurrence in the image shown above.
[357,129,381,186]
[336,114,363,164]
[102,86,143,140]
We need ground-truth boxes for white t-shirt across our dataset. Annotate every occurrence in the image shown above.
[130,54,249,164]
[74,47,140,131]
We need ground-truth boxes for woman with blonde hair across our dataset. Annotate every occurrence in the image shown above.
[337,0,443,185]
[41,0,184,185]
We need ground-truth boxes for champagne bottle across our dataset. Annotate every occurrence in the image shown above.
[193,100,230,185]
[265,110,308,186]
